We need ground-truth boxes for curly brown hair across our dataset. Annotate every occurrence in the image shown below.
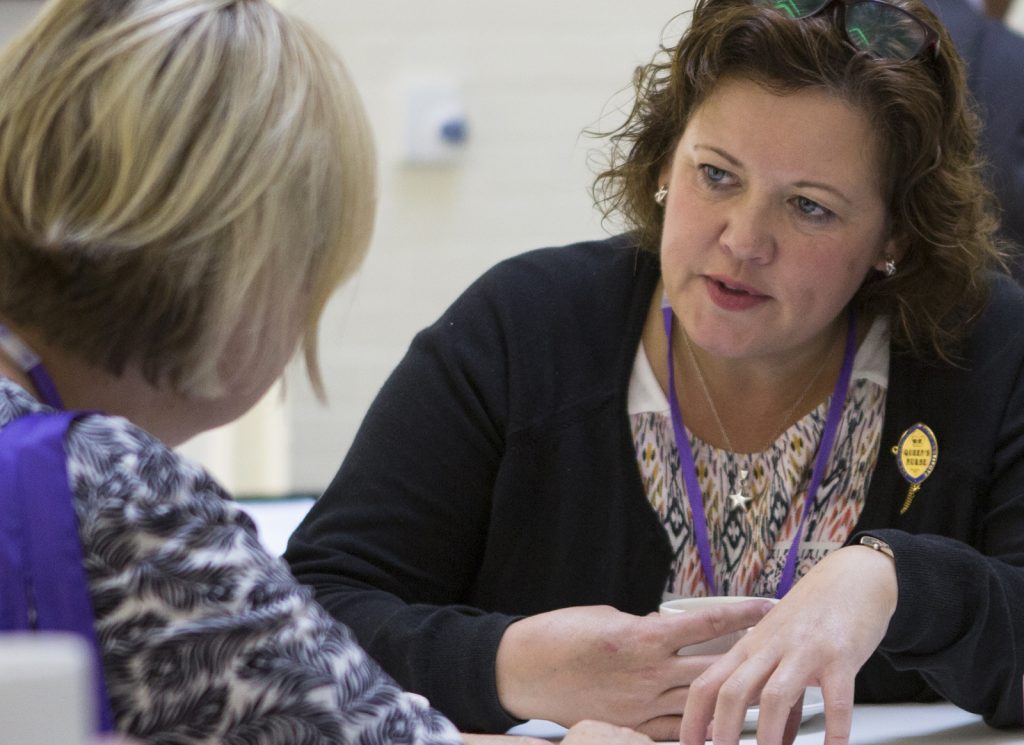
[592,0,1006,361]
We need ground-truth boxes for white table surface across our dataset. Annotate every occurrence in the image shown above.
[238,497,316,556]
[507,702,1022,744]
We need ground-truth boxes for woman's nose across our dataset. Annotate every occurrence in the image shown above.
[719,197,776,263]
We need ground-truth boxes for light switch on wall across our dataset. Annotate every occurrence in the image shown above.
[402,76,468,166]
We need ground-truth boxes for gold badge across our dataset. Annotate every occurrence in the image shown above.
[890,423,938,514]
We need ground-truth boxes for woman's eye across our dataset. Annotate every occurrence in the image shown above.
[701,164,729,183]
[795,196,834,221]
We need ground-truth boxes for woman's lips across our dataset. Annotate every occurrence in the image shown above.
[703,275,769,311]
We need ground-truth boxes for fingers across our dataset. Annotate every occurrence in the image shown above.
[634,715,682,741]
[665,652,727,686]
[678,642,760,743]
[680,649,804,745]
[820,676,855,745]
[683,653,857,745]
[741,663,804,744]
[660,600,775,651]
[673,546,895,744]
[699,655,774,744]
[679,667,719,745]
[753,680,805,745]
[782,695,804,745]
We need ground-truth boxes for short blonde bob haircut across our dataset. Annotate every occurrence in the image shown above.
[594,0,1005,361]
[0,0,376,397]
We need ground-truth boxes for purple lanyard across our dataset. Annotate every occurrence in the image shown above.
[0,411,114,732]
[0,323,64,409]
[662,304,856,598]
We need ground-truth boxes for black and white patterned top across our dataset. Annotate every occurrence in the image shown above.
[0,377,463,745]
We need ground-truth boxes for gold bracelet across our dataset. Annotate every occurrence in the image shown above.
[858,535,895,560]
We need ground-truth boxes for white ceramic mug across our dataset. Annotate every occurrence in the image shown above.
[659,596,778,655]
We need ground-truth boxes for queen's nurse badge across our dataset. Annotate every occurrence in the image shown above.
[891,423,938,514]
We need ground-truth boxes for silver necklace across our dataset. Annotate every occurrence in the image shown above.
[679,330,835,511]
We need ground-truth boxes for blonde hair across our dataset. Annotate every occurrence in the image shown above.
[0,0,376,396]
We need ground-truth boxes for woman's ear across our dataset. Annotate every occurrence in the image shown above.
[872,238,903,275]
[657,158,673,189]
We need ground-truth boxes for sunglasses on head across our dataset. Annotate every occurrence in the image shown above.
[753,0,940,61]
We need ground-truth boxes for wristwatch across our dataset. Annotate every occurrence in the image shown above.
[858,535,895,560]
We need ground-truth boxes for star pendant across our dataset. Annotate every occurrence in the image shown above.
[728,468,752,511]
[729,489,752,511]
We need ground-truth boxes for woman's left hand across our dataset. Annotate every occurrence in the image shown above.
[679,544,899,745]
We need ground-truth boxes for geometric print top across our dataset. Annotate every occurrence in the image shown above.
[629,317,889,599]
[0,376,462,745]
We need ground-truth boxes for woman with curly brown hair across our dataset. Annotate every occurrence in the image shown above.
[286,0,1024,742]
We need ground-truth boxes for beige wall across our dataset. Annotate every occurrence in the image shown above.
[270,0,694,493]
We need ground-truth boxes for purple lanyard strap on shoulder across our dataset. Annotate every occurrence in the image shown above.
[662,305,856,598]
[0,411,114,732]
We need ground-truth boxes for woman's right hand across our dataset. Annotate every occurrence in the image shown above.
[494,602,774,741]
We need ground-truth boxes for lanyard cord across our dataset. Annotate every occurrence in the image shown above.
[661,306,856,597]
[0,323,65,410]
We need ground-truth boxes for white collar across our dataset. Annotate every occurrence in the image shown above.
[627,315,890,415]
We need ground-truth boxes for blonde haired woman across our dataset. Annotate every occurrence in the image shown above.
[0,0,430,741]
[0,3,655,744]
[0,1,442,743]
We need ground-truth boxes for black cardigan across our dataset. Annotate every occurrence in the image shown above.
[286,236,1024,732]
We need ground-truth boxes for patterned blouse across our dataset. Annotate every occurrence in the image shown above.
[629,318,889,599]
[0,377,462,745]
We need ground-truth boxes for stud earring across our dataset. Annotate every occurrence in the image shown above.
[654,185,668,206]
[884,256,897,277]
